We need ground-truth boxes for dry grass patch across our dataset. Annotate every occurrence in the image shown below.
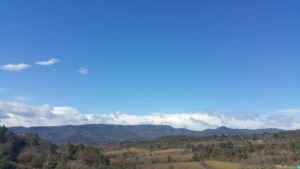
[151,148,185,155]
[137,162,205,169]
[205,160,241,169]
[104,148,149,157]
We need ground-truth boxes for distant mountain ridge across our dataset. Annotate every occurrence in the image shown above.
[9,124,281,144]
[201,126,280,136]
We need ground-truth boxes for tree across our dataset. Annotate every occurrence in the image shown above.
[167,155,172,163]
[63,142,76,160]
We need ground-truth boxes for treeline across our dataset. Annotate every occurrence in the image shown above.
[191,140,300,165]
[0,126,112,169]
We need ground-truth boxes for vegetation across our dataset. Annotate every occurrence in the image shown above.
[100,130,300,169]
[1,125,300,169]
[0,126,110,169]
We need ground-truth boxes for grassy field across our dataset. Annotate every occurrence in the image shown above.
[103,148,150,157]
[205,161,293,169]
[105,148,193,165]
[137,161,294,169]
[104,147,294,169]
[205,161,241,169]
[137,162,205,169]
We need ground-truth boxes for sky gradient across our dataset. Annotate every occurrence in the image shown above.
[0,0,300,129]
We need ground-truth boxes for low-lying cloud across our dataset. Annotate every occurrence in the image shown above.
[0,100,299,130]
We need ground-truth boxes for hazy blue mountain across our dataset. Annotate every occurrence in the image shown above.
[9,124,281,144]
[200,126,281,136]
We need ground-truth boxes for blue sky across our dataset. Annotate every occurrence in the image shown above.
[0,0,300,129]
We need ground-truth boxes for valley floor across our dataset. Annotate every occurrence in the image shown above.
[103,147,295,169]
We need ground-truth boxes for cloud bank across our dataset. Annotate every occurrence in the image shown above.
[1,64,31,72]
[0,100,299,130]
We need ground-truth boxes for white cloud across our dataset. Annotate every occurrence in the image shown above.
[52,107,79,115]
[35,58,60,66]
[1,64,31,72]
[275,108,300,114]
[78,67,88,75]
[0,100,300,130]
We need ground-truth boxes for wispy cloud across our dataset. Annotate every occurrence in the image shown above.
[1,64,31,72]
[0,100,299,130]
[15,96,30,101]
[35,58,60,66]
[0,87,7,92]
[78,67,88,75]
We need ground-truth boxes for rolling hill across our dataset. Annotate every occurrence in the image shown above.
[9,124,281,144]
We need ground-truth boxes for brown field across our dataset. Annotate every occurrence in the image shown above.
[103,148,149,157]
[151,148,186,155]
[205,161,241,169]
[137,162,205,169]
[106,148,193,165]
[104,147,293,169]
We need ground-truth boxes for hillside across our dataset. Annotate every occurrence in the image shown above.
[0,126,110,169]
[10,124,280,144]
[2,125,300,169]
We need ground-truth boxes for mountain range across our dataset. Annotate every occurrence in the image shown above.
[9,124,281,144]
